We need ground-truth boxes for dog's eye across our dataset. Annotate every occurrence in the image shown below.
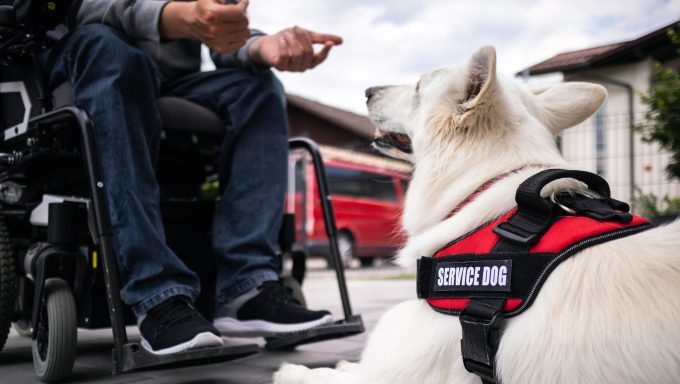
[412,87,421,109]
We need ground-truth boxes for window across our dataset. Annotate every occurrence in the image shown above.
[326,166,397,201]
[400,178,410,194]
[595,105,606,177]
[293,157,306,193]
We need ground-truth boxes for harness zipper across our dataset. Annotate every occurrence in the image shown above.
[506,224,652,317]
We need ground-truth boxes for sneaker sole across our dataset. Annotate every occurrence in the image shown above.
[141,331,224,355]
[214,314,334,337]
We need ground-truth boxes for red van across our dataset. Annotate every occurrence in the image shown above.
[287,146,411,267]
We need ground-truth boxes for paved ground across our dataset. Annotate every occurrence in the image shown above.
[0,265,414,384]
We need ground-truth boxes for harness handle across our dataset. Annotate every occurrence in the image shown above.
[515,169,611,217]
[493,169,613,249]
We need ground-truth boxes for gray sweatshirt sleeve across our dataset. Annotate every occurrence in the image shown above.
[210,29,267,69]
[73,0,168,42]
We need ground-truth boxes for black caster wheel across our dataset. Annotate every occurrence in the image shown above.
[0,220,17,352]
[32,278,77,383]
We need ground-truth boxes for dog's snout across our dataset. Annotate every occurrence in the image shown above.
[365,86,387,101]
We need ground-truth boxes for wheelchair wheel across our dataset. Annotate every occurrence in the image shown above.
[32,278,77,383]
[0,221,17,353]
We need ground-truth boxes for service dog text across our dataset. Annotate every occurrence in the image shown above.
[433,260,511,292]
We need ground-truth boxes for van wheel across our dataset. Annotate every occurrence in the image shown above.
[359,257,374,268]
[32,278,77,383]
[337,232,355,269]
[0,221,17,353]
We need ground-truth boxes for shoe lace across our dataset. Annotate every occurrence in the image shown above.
[259,280,299,305]
[153,297,198,329]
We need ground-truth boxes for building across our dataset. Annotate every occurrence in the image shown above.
[518,20,680,210]
[286,94,376,154]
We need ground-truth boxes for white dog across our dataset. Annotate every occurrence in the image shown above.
[274,46,680,384]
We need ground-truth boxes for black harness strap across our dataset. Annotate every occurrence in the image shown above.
[459,298,505,384]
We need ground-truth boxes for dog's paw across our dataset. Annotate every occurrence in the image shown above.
[335,360,359,372]
[273,363,310,384]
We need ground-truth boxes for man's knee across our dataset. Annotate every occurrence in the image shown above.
[237,69,287,123]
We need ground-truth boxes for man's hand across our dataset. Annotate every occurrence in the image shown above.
[160,0,250,53]
[248,26,342,72]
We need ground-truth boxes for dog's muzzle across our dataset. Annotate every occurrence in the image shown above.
[373,131,412,154]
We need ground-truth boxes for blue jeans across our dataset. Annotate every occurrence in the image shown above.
[39,25,286,316]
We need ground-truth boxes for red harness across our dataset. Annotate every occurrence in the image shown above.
[415,169,652,384]
[420,209,649,315]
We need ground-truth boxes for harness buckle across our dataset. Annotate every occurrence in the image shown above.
[459,299,506,383]
[551,189,633,223]
[492,222,539,246]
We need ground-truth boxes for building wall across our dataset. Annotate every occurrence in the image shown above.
[287,107,373,153]
[561,60,680,210]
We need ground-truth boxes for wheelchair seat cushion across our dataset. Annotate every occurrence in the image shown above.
[157,97,224,137]
[48,82,224,137]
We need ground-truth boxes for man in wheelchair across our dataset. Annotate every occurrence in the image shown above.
[35,0,342,355]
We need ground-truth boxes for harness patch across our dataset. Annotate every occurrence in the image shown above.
[433,260,511,292]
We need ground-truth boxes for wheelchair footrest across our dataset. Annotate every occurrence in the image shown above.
[116,341,260,373]
[264,315,365,351]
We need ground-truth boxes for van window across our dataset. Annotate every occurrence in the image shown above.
[326,166,397,201]
[294,158,306,193]
[400,178,409,194]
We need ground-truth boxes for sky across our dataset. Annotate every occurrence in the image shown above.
[207,0,680,115]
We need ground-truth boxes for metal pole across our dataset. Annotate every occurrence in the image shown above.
[288,138,353,319]
[580,75,636,210]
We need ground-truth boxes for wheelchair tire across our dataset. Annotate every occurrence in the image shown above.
[0,221,17,353]
[32,278,77,383]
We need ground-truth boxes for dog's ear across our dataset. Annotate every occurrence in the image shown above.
[533,82,607,135]
[428,46,497,136]
[461,46,497,110]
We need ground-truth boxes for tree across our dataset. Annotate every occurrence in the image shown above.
[638,25,680,180]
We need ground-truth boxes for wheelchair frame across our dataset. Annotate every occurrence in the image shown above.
[1,2,364,380]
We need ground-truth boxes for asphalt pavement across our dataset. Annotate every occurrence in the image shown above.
[0,265,414,384]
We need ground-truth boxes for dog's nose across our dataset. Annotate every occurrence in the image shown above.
[365,86,386,100]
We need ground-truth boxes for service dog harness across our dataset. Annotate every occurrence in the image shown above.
[416,169,652,384]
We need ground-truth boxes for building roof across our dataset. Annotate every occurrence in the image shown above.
[319,145,413,173]
[519,20,679,76]
[286,94,375,139]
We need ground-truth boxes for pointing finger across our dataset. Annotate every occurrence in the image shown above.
[307,31,343,45]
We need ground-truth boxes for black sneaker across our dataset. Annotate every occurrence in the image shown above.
[139,296,224,355]
[213,281,333,337]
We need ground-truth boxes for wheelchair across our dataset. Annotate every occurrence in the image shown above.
[0,0,364,382]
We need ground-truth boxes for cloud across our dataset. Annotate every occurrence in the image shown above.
[230,0,680,115]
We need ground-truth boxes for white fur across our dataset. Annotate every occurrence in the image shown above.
[274,46,680,384]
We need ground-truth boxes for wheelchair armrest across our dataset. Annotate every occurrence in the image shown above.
[0,5,15,25]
